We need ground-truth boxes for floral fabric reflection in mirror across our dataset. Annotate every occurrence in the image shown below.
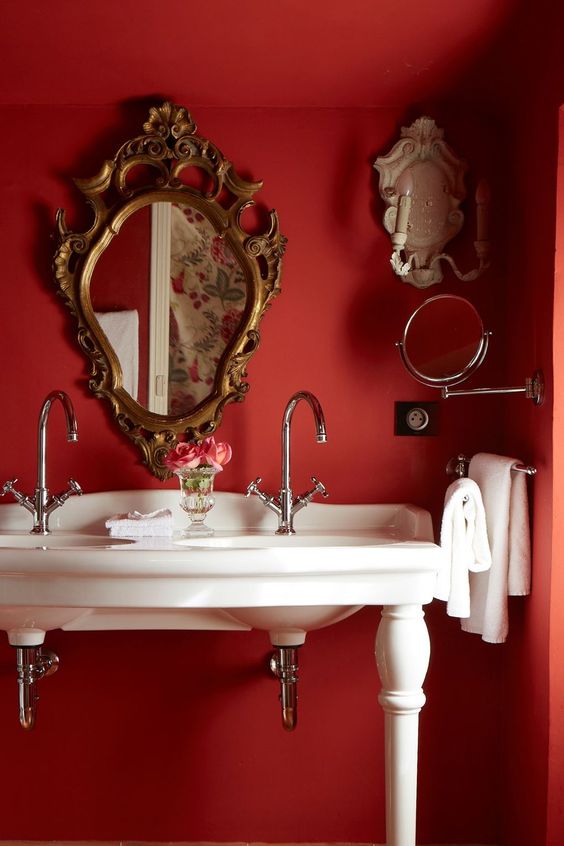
[168,204,246,416]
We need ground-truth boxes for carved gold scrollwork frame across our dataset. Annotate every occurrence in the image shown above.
[53,102,285,479]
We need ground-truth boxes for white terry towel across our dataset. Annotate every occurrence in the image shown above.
[436,477,492,618]
[105,508,173,538]
[95,310,139,401]
[461,453,531,643]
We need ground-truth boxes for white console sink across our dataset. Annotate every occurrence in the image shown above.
[0,489,443,846]
[0,490,441,646]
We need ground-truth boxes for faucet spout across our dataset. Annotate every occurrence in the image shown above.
[2,391,82,534]
[37,391,78,490]
[37,391,78,481]
[247,391,328,535]
[278,391,328,535]
[282,390,327,444]
[33,391,80,535]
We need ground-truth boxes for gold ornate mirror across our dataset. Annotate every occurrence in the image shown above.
[53,102,285,478]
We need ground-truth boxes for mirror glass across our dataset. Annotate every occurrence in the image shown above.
[91,202,247,417]
[399,295,487,386]
[53,101,285,478]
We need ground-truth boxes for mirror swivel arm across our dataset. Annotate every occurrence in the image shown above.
[442,370,544,406]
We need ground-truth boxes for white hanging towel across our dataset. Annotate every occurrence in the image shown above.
[94,310,139,401]
[461,453,531,643]
[105,508,173,538]
[436,477,492,618]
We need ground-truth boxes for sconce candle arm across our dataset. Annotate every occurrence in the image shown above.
[390,249,416,277]
[429,251,490,283]
[390,243,490,284]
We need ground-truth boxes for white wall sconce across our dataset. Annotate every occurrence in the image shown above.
[374,117,490,290]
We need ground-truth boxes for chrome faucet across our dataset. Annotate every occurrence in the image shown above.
[246,390,328,534]
[1,391,82,534]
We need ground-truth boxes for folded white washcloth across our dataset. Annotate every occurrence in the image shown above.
[105,508,173,538]
[436,477,492,618]
[461,453,531,643]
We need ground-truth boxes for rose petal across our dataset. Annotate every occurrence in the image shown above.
[214,442,232,466]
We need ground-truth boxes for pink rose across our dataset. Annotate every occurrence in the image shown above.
[163,442,203,472]
[200,436,232,471]
[163,437,232,473]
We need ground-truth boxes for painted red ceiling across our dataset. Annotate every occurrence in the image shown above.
[1,0,515,107]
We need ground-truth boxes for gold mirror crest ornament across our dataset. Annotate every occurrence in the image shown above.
[53,102,286,479]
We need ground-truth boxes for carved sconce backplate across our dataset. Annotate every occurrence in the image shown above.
[374,116,489,288]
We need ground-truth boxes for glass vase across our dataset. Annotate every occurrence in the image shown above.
[175,465,219,537]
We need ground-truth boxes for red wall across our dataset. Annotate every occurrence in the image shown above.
[547,108,564,846]
[1,2,563,844]
[0,104,506,843]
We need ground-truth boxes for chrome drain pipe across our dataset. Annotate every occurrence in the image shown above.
[270,646,300,731]
[15,647,59,730]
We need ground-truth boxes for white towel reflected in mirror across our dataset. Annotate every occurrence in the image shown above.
[94,310,139,401]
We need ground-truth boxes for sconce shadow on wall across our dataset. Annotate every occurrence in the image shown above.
[374,116,490,289]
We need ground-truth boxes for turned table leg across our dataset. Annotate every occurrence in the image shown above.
[375,604,431,846]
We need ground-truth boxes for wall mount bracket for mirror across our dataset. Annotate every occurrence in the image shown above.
[374,116,490,289]
[397,295,544,406]
[441,370,544,405]
[53,101,286,479]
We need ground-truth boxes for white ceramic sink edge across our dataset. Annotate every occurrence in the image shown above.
[0,491,443,645]
[0,490,433,535]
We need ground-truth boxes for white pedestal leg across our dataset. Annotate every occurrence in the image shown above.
[375,604,430,846]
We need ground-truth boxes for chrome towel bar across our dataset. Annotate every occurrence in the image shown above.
[446,454,537,479]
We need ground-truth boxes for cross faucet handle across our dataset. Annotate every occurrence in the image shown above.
[1,479,18,496]
[310,476,329,498]
[50,478,84,509]
[246,477,263,497]
[68,478,83,496]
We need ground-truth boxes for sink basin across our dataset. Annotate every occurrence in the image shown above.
[0,490,442,645]
[176,530,407,548]
[0,532,134,549]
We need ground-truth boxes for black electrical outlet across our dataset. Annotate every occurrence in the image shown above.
[395,401,439,436]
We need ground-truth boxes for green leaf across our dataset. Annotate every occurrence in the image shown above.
[215,267,230,295]
[223,289,245,302]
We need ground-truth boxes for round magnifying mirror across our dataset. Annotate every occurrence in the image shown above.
[397,295,489,387]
